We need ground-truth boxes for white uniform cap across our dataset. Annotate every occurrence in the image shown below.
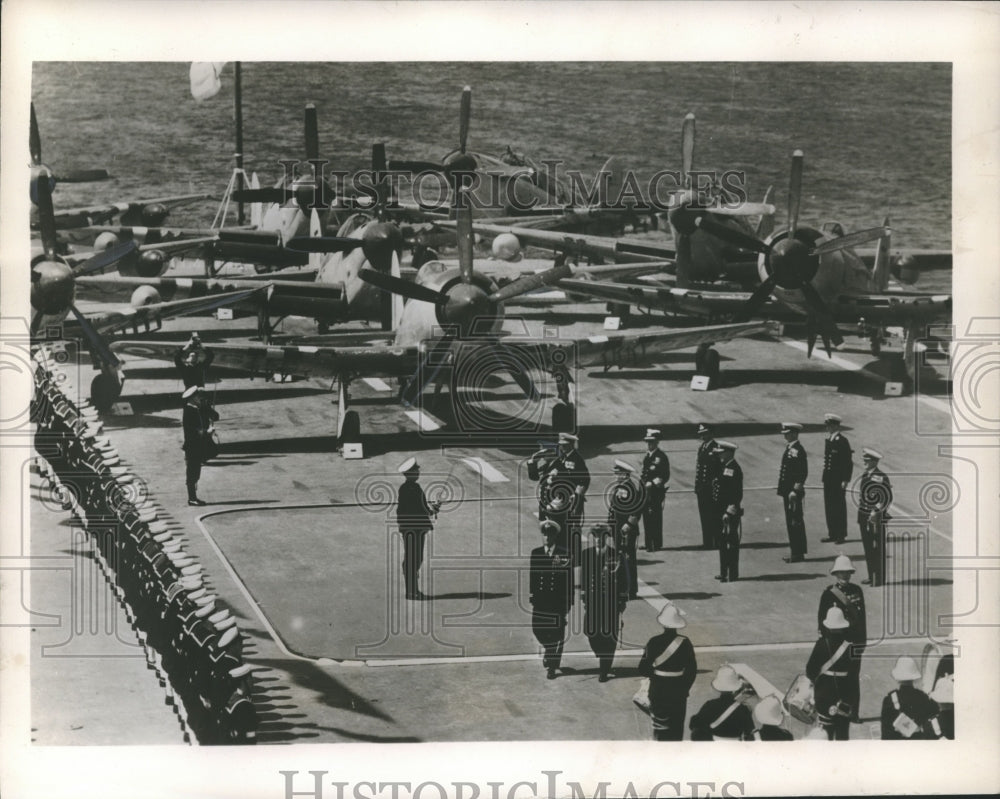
[558,432,579,444]
[229,663,254,679]
[780,422,803,432]
[180,564,202,576]
[218,626,239,649]
[711,665,743,693]
[830,555,855,574]
[643,428,661,441]
[753,695,785,726]
[539,519,560,533]
[194,602,215,618]
[862,448,883,460]
[824,413,842,424]
[613,459,635,473]
[210,610,232,626]
[656,604,687,629]
[891,656,922,682]
[714,440,737,451]
[148,520,170,534]
[397,457,418,474]
[822,607,850,630]
[696,423,711,435]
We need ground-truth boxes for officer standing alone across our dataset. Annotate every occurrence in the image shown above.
[713,441,743,583]
[182,386,219,506]
[857,448,892,587]
[637,603,697,740]
[639,429,670,552]
[821,413,853,544]
[778,422,808,563]
[694,423,720,550]
[396,458,440,600]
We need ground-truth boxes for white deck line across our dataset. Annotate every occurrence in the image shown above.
[461,456,510,483]
[363,377,392,392]
[404,409,442,431]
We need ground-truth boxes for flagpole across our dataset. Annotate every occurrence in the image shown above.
[234,61,245,225]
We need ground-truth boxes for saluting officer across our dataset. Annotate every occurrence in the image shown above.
[777,422,808,563]
[857,448,892,587]
[529,432,590,560]
[807,607,855,740]
[818,555,866,721]
[880,656,944,740]
[174,332,215,389]
[713,441,742,583]
[689,665,754,741]
[639,429,670,552]
[638,603,697,741]
[694,423,720,550]
[607,459,642,599]
[821,413,853,544]
[396,458,440,600]
[529,520,574,680]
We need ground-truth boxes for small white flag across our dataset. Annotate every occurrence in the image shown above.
[189,62,227,101]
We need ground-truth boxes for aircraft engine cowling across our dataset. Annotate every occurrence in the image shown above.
[892,254,920,285]
[135,250,167,278]
[93,231,121,252]
[491,232,522,262]
[130,285,162,308]
[141,203,169,226]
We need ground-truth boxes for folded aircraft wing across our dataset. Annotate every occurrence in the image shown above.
[47,194,213,228]
[829,292,952,324]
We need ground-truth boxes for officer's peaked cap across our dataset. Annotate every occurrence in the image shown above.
[862,448,883,460]
[398,457,418,474]
[613,459,635,473]
[643,428,661,441]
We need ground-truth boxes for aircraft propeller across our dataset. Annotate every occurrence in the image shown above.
[692,150,890,357]
[30,103,111,186]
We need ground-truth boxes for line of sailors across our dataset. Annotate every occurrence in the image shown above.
[31,361,257,745]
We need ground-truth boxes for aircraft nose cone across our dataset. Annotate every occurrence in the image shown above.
[769,236,816,287]
[361,223,403,273]
[443,283,493,335]
[31,260,74,314]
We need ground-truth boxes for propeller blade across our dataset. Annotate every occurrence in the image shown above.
[806,315,819,359]
[231,187,295,204]
[811,225,891,256]
[755,186,775,240]
[800,282,843,355]
[372,142,388,175]
[488,262,572,303]
[372,142,389,212]
[69,305,121,369]
[358,267,448,305]
[694,215,771,255]
[401,332,456,407]
[456,191,475,284]
[55,169,111,183]
[681,113,695,186]
[737,276,777,321]
[482,345,539,401]
[388,159,445,175]
[30,103,42,166]
[304,103,320,161]
[788,150,803,237]
[708,201,777,217]
[873,216,892,291]
[385,250,404,332]
[286,236,364,254]
[459,86,472,154]
[72,240,140,276]
[33,167,60,258]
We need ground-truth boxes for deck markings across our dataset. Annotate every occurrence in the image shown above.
[460,456,510,483]
[404,409,442,431]
[363,377,392,392]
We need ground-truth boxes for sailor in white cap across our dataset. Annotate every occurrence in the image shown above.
[689,665,754,741]
[806,607,855,739]
[182,384,219,506]
[748,696,793,740]
[821,413,853,543]
[174,331,214,389]
[817,554,867,721]
[639,429,670,553]
[638,603,697,740]
[529,519,573,679]
[778,422,809,563]
[694,423,720,550]
[528,431,590,561]
[713,441,743,582]
[858,448,892,587]
[607,459,641,598]
[396,458,439,600]
[880,656,944,740]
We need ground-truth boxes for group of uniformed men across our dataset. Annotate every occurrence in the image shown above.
[31,357,257,745]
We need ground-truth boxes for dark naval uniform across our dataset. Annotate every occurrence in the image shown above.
[858,467,892,586]
[607,478,641,598]
[818,582,867,718]
[695,437,721,549]
[806,630,854,740]
[580,542,629,680]
[182,396,219,504]
[529,448,590,560]
[714,457,743,582]
[880,685,943,740]
[529,543,573,673]
[638,630,697,740]
[822,432,853,543]
[396,480,436,598]
[174,345,215,389]
[778,440,809,561]
[689,694,754,741]
[640,447,670,552]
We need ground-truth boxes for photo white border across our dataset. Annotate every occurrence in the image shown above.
[2,1,998,797]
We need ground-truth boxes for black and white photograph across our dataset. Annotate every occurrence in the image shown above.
[1,2,998,798]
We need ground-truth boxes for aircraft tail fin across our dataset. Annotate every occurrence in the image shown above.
[249,172,262,228]
[308,210,323,271]
[595,156,628,210]
[872,215,892,291]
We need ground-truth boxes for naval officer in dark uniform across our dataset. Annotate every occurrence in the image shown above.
[607,459,642,599]
[529,519,574,679]
[777,422,808,563]
[637,603,697,740]
[817,554,866,721]
[694,423,720,550]
[639,429,670,552]
[396,458,440,600]
[528,432,590,560]
[580,525,629,682]
[713,441,742,583]
[821,413,853,544]
[807,607,855,740]
[857,448,892,587]
[182,386,219,506]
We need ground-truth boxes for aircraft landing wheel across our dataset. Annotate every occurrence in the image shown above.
[552,401,576,433]
[90,373,121,411]
[607,302,631,321]
[698,347,721,388]
[339,410,361,444]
